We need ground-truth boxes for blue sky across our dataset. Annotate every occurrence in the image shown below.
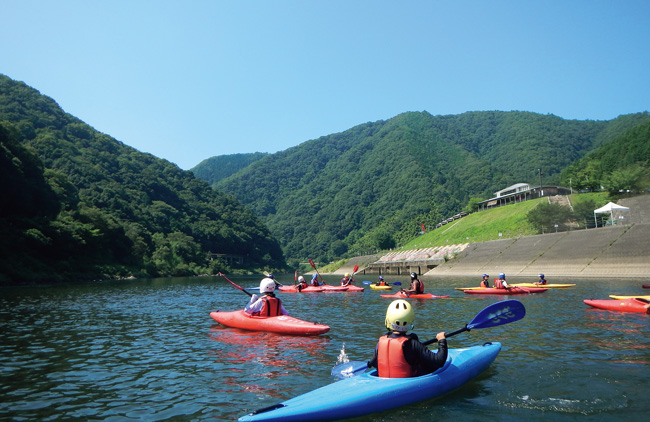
[2,1,649,170]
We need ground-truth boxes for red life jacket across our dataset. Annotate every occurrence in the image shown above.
[377,335,418,378]
[253,295,281,317]
[411,279,424,294]
[494,279,504,289]
[480,280,489,288]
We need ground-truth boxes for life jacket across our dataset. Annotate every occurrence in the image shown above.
[480,279,489,288]
[377,335,418,378]
[411,279,424,294]
[494,279,504,289]
[538,279,547,285]
[253,295,281,317]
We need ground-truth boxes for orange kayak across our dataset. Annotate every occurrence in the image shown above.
[209,310,330,335]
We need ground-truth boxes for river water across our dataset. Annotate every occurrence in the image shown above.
[1,275,648,421]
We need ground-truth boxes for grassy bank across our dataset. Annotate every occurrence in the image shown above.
[400,192,611,250]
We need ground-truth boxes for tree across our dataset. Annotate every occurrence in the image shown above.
[526,203,574,233]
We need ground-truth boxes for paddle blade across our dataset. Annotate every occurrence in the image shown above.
[392,281,402,286]
[308,258,316,269]
[331,360,368,379]
[353,265,359,273]
[362,281,371,285]
[467,299,526,330]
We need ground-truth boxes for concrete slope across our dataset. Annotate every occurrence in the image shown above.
[427,223,649,278]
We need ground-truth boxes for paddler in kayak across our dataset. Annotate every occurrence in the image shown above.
[341,272,356,287]
[535,273,547,285]
[401,272,424,296]
[375,276,388,287]
[310,273,321,287]
[245,278,289,316]
[480,274,490,288]
[494,273,510,289]
[368,299,447,377]
[296,276,308,291]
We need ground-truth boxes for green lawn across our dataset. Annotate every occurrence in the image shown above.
[401,192,612,250]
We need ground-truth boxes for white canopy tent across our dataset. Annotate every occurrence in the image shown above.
[593,202,630,227]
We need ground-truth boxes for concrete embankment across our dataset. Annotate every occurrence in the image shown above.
[341,195,650,279]
[426,223,649,278]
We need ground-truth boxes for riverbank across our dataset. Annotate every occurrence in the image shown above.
[334,195,650,279]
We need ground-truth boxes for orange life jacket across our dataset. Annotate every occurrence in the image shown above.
[494,279,504,289]
[480,280,489,288]
[377,335,418,378]
[253,295,281,317]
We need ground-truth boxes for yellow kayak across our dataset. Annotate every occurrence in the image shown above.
[609,295,650,300]
[511,283,576,289]
[370,284,392,290]
[455,286,483,291]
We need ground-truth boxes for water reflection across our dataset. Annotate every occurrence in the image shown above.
[1,276,649,421]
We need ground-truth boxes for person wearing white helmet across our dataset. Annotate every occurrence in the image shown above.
[494,272,509,289]
[340,272,355,287]
[244,278,289,316]
[296,275,308,291]
[368,300,447,378]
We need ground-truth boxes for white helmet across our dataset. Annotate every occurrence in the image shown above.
[260,278,276,293]
[298,276,305,283]
[385,299,415,332]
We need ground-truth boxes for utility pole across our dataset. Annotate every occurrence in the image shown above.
[538,168,543,197]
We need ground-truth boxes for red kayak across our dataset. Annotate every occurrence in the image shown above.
[344,285,364,292]
[643,284,650,289]
[321,285,349,291]
[583,298,650,313]
[463,287,547,295]
[209,310,330,335]
[278,285,324,293]
[380,291,449,299]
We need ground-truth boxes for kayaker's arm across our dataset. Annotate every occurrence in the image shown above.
[407,337,448,374]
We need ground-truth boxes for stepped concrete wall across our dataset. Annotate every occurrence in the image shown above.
[337,195,650,278]
[427,195,650,278]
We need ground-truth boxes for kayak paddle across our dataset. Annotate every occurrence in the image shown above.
[422,299,526,345]
[331,299,526,379]
[218,272,252,297]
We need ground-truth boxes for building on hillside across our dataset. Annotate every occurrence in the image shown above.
[477,183,572,211]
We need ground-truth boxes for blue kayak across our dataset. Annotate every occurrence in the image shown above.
[239,342,501,421]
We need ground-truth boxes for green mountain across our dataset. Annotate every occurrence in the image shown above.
[0,74,284,284]
[206,111,650,265]
[561,118,650,193]
[192,152,268,184]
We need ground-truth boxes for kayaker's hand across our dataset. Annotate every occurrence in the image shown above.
[436,332,446,341]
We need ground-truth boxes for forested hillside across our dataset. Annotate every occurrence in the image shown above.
[561,118,650,193]
[0,74,284,284]
[192,152,268,184]
[206,111,650,265]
